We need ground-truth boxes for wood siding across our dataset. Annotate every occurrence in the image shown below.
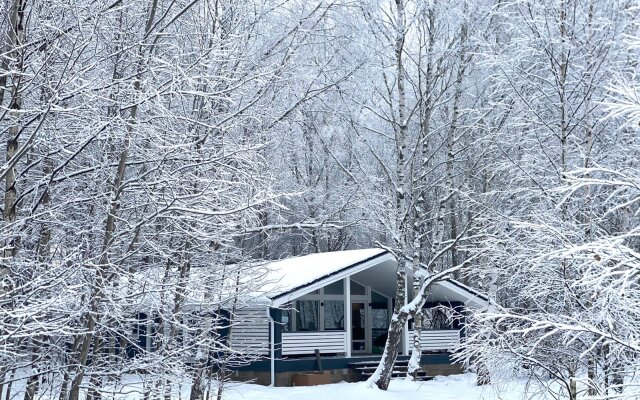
[407,329,460,351]
[229,308,270,355]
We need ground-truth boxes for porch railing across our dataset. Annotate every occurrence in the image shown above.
[281,331,346,355]
[406,329,461,352]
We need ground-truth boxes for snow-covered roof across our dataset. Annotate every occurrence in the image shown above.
[249,248,488,308]
[116,248,487,310]
[263,248,388,301]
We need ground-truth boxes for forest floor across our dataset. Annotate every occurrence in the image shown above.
[222,373,556,400]
[4,372,564,400]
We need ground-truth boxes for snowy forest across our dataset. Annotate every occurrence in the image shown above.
[1,0,639,399]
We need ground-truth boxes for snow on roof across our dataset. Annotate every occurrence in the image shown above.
[263,248,388,299]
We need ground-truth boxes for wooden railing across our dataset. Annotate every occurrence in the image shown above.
[406,329,460,352]
[281,331,347,355]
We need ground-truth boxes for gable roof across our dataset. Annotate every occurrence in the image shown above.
[443,278,489,303]
[263,248,390,305]
[260,248,488,308]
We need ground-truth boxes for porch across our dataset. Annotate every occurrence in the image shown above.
[279,329,462,356]
[270,256,466,358]
[227,248,487,386]
[232,353,461,386]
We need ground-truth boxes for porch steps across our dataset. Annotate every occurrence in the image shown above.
[348,359,434,381]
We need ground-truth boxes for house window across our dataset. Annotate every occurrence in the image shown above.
[350,280,366,295]
[281,309,292,332]
[282,279,349,332]
[323,300,344,330]
[132,312,148,354]
[371,291,389,353]
[324,280,344,295]
[424,306,454,329]
[295,300,319,331]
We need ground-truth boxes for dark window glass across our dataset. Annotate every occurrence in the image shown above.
[424,307,453,330]
[281,309,292,332]
[295,300,319,331]
[324,280,344,295]
[371,292,389,354]
[372,291,387,306]
[350,281,366,295]
[352,341,366,351]
[324,300,344,330]
[351,302,366,351]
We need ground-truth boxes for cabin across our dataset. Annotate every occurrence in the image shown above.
[228,248,488,386]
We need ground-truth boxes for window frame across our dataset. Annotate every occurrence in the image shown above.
[286,279,347,332]
[282,278,391,335]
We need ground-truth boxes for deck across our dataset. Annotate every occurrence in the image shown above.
[233,352,453,373]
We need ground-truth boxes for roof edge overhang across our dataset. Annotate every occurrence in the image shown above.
[438,279,490,308]
[269,250,394,308]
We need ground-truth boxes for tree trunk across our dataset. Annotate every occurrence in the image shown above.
[189,369,204,400]
[569,377,577,400]
[446,1,468,276]
[476,360,491,386]
[3,368,15,400]
[2,0,26,277]
[407,310,422,378]
[368,266,460,389]
[368,257,408,390]
[587,357,597,397]
[58,335,81,400]
[370,0,409,390]
[67,3,159,399]
[1,1,26,395]
[23,342,40,400]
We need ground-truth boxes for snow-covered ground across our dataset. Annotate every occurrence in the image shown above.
[2,373,567,400]
[222,374,555,400]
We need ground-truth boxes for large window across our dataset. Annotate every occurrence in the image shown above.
[281,309,291,332]
[324,300,344,330]
[423,306,455,329]
[350,280,366,295]
[324,280,344,295]
[281,279,346,332]
[295,300,319,331]
[371,291,389,354]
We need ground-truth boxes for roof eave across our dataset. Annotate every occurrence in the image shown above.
[269,250,394,307]
[438,279,490,308]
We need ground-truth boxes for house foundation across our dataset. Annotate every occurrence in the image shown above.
[232,354,464,386]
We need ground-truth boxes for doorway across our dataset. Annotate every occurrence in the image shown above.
[351,301,369,353]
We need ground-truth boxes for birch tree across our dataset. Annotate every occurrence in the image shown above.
[459,1,640,398]
[0,0,358,398]
[351,0,488,389]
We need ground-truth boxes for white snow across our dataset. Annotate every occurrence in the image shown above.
[262,248,387,298]
[1,372,590,400]
[222,374,560,400]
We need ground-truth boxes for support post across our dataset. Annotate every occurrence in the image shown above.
[401,282,409,355]
[267,307,275,386]
[345,276,351,357]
